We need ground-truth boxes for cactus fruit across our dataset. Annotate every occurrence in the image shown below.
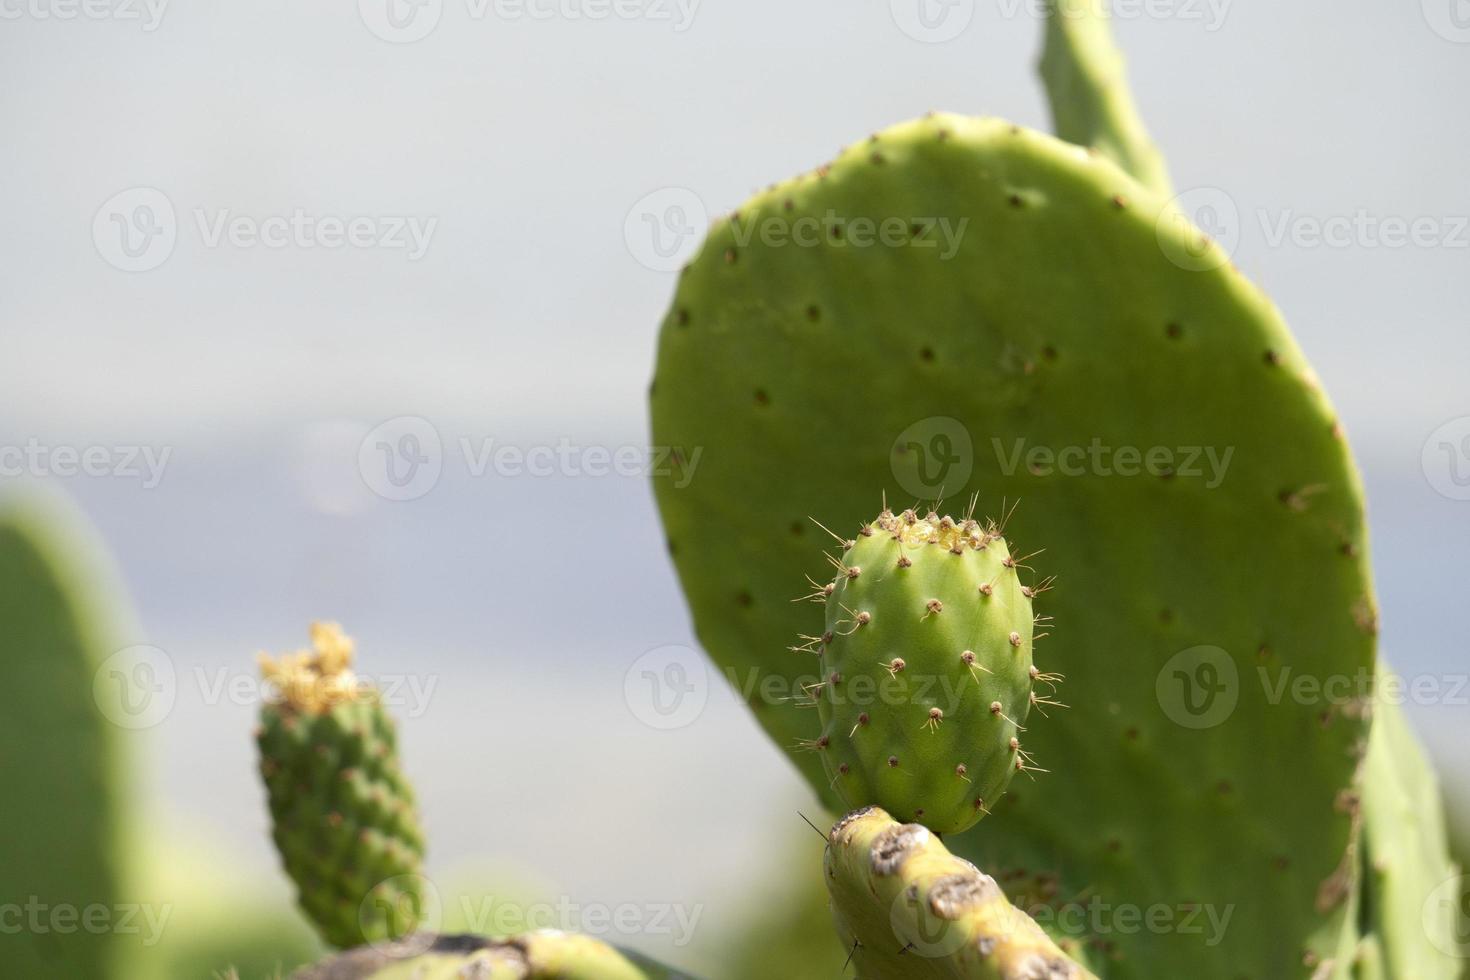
[0,495,132,979]
[290,931,698,980]
[647,108,1382,980]
[806,507,1048,834]
[825,806,1094,979]
[257,623,428,950]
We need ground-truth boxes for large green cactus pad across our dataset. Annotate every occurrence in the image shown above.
[650,115,1374,976]
[0,497,130,979]
[290,932,697,980]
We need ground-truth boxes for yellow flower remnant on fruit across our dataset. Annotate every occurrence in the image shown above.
[258,621,367,713]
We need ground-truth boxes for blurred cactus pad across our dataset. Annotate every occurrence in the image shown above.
[648,3,1461,977]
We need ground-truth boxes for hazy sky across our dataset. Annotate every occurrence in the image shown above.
[3,3,1468,966]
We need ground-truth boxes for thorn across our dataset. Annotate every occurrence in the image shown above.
[810,517,849,547]
[797,810,828,841]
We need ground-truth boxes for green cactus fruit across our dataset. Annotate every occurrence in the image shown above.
[806,507,1048,834]
[648,112,1376,976]
[289,931,698,980]
[0,494,133,979]
[825,806,1095,980]
[256,623,428,950]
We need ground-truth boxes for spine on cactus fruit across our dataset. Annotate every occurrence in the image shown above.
[825,807,1095,980]
[256,623,427,950]
[1040,0,1172,194]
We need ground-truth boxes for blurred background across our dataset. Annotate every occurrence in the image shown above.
[2,0,1468,974]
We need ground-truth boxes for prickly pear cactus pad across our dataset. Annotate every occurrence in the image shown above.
[0,498,129,979]
[649,115,1376,976]
[824,806,1094,980]
[807,507,1049,834]
[290,931,697,980]
[1356,666,1462,980]
[257,623,427,949]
